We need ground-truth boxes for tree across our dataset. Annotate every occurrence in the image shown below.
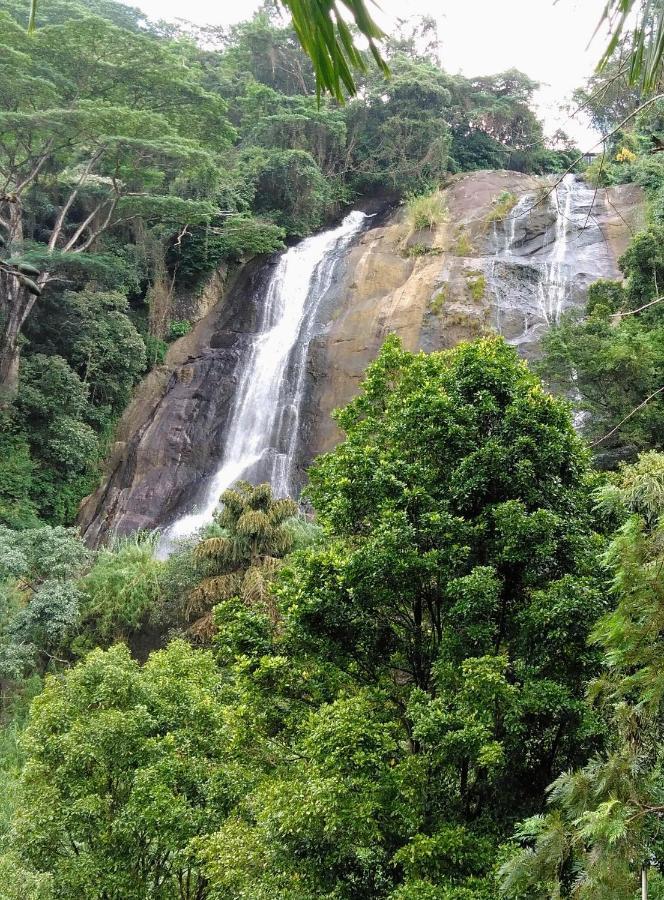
[500,452,664,899]
[189,482,297,639]
[539,227,664,456]
[0,13,227,395]
[0,525,89,687]
[196,337,605,898]
[13,641,233,900]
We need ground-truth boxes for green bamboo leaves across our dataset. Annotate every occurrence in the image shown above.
[596,0,664,93]
[281,0,388,100]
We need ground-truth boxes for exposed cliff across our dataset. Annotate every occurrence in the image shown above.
[79,171,644,544]
[302,171,643,461]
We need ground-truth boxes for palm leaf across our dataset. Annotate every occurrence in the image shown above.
[187,572,243,614]
[188,611,216,643]
[195,535,236,564]
[267,498,299,525]
[596,0,664,93]
[282,0,388,100]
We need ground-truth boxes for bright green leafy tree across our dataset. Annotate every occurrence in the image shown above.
[500,451,664,899]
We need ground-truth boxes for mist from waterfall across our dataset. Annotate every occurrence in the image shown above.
[159,210,367,550]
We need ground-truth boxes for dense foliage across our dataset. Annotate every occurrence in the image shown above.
[0,337,616,899]
[0,3,662,899]
[539,98,664,463]
[500,452,664,898]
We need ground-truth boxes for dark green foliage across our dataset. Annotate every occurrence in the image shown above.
[0,525,89,685]
[13,355,99,523]
[500,453,664,898]
[189,338,604,898]
[15,642,233,900]
[539,229,664,455]
[168,219,285,285]
[27,291,146,415]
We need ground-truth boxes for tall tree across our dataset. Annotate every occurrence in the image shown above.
[0,14,228,395]
[500,451,664,899]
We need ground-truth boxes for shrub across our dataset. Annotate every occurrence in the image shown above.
[79,533,163,644]
[430,287,447,314]
[466,271,487,301]
[168,320,192,340]
[453,229,474,256]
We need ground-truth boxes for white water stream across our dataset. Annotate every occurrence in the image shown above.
[490,173,611,350]
[160,210,367,548]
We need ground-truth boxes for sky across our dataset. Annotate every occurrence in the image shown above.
[123,0,612,148]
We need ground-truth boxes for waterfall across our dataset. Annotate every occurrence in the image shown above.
[160,210,367,548]
[489,174,610,354]
[537,174,574,325]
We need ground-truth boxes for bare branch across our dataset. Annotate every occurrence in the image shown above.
[590,386,664,447]
[48,148,107,251]
[63,200,108,252]
[73,198,118,253]
[14,138,55,195]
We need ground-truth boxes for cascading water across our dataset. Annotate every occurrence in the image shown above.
[537,175,574,325]
[488,173,614,356]
[159,210,367,548]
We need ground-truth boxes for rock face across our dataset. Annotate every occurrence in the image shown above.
[78,260,272,544]
[301,171,643,461]
[79,171,644,544]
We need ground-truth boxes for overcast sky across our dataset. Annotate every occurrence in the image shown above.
[123,0,611,147]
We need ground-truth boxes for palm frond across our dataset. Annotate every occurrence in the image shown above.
[597,0,664,93]
[195,535,236,564]
[236,509,271,538]
[188,611,216,643]
[268,498,299,525]
[248,483,273,510]
[187,573,243,615]
[241,566,270,605]
[281,0,388,101]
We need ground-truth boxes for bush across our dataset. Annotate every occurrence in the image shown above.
[79,533,163,644]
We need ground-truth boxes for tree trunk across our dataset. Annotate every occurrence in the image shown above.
[0,269,42,400]
[0,201,31,400]
[0,269,25,398]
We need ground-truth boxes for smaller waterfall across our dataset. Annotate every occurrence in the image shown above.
[160,210,367,549]
[537,175,574,325]
[488,174,612,354]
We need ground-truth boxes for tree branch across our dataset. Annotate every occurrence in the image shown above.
[48,148,107,251]
[73,197,118,253]
[590,386,664,447]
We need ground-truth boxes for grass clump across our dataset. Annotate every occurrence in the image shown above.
[406,190,447,232]
[403,243,442,258]
[453,229,474,256]
[430,286,448,314]
[466,271,487,301]
[486,190,517,223]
